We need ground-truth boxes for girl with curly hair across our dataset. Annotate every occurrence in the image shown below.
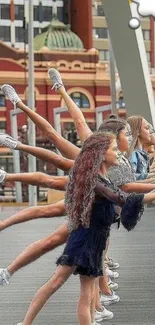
[14,130,155,325]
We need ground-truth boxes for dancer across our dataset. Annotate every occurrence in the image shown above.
[0,83,155,318]
[2,116,155,320]
[1,89,155,278]
[14,131,155,325]
[1,80,155,287]
[127,116,152,180]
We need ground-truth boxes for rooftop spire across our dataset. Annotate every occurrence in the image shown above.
[52,0,58,18]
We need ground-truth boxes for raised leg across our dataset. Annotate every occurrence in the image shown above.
[17,101,80,160]
[58,87,92,143]
[16,142,74,171]
[5,172,68,190]
[8,221,69,275]
[0,200,65,230]
[49,69,93,144]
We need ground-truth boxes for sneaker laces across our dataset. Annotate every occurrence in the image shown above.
[48,69,64,91]
[51,82,63,91]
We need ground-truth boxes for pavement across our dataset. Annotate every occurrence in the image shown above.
[0,206,155,325]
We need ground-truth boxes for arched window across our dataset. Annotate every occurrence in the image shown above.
[70,92,90,108]
[0,91,5,107]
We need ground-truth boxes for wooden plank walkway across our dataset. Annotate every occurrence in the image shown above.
[0,207,155,325]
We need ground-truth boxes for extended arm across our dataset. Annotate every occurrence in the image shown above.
[95,181,127,206]
[5,172,69,190]
[95,180,155,206]
[120,182,155,193]
[16,143,74,171]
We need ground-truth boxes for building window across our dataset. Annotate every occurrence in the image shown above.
[34,5,62,23]
[62,122,80,146]
[99,50,109,61]
[57,7,63,22]
[0,95,5,107]
[42,6,52,21]
[70,93,90,108]
[117,91,125,108]
[34,6,39,21]
[0,121,6,133]
[92,3,104,16]
[15,5,24,20]
[143,30,150,40]
[146,51,151,62]
[93,28,108,39]
[0,4,10,19]
[15,27,27,42]
[97,5,104,16]
[0,26,10,42]
[34,28,40,37]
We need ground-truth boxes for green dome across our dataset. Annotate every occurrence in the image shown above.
[34,16,84,51]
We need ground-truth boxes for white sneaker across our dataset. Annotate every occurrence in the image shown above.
[16,323,23,325]
[48,68,64,92]
[95,306,114,321]
[0,169,7,183]
[0,133,19,149]
[1,84,21,108]
[106,267,119,279]
[0,268,11,285]
[108,279,119,290]
[100,290,120,306]
[105,257,119,270]
[94,313,103,322]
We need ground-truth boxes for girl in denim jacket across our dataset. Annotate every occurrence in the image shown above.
[127,116,150,180]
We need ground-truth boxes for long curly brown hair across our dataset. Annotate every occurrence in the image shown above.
[65,132,115,228]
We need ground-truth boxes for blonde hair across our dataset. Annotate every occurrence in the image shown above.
[127,116,143,156]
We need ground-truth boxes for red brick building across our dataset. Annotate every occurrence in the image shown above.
[0,0,155,176]
[0,0,112,174]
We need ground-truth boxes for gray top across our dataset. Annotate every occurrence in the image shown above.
[108,152,136,189]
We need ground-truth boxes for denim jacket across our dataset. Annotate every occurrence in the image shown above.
[129,149,150,180]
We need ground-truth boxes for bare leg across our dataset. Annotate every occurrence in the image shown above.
[17,101,80,160]
[99,274,111,295]
[58,87,92,144]
[22,265,75,325]
[77,275,95,325]
[90,279,98,323]
[8,222,69,275]
[16,142,74,171]
[104,237,110,261]
[0,200,65,231]
[5,172,68,190]
[95,285,103,311]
